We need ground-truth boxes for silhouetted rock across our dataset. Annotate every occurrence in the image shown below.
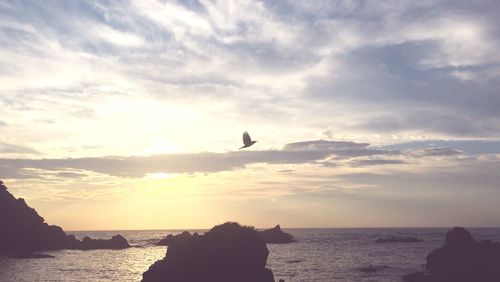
[0,181,131,253]
[8,252,55,259]
[157,231,193,246]
[143,222,275,282]
[375,236,423,243]
[403,227,500,282]
[0,181,78,253]
[358,265,390,273]
[402,272,430,282]
[258,225,295,244]
[80,235,130,250]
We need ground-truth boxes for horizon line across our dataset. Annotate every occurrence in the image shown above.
[65,226,500,232]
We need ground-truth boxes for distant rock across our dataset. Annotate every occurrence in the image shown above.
[286,259,303,264]
[375,236,423,243]
[80,235,131,250]
[8,252,55,259]
[0,181,131,253]
[358,265,390,273]
[157,231,195,246]
[403,227,500,282]
[143,222,275,282]
[258,225,295,244]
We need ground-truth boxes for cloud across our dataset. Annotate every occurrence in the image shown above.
[1,0,500,158]
[349,159,407,167]
[406,147,462,157]
[0,141,39,155]
[2,139,497,180]
[0,140,399,179]
[378,140,500,155]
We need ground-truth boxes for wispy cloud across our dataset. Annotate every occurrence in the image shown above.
[0,141,39,155]
[0,140,400,178]
[3,139,498,181]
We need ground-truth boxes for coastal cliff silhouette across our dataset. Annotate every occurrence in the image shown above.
[0,181,130,257]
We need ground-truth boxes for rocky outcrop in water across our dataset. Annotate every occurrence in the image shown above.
[258,225,295,244]
[157,231,196,246]
[143,222,275,282]
[80,235,130,250]
[375,236,423,243]
[358,265,390,273]
[403,227,500,282]
[8,252,55,259]
[0,181,131,254]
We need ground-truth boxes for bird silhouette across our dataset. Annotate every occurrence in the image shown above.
[239,131,257,149]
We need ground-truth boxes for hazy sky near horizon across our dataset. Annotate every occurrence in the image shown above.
[1,0,500,230]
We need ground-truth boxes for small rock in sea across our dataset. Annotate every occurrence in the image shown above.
[80,235,131,250]
[375,236,423,243]
[157,231,193,246]
[358,265,390,273]
[258,225,296,244]
[8,253,55,259]
[286,259,303,264]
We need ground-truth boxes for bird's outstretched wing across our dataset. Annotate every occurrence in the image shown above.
[242,131,251,146]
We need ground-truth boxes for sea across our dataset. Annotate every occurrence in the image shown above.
[1,228,499,282]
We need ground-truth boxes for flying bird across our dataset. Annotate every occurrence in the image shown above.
[239,131,257,149]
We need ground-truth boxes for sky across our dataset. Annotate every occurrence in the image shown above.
[1,0,500,230]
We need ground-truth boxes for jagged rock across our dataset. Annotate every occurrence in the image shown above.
[0,181,78,253]
[375,236,423,243]
[0,181,131,253]
[80,235,131,250]
[157,231,194,246]
[258,225,295,244]
[143,222,275,282]
[403,227,500,282]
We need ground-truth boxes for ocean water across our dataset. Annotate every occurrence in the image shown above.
[1,228,499,282]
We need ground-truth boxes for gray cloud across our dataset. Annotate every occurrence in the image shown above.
[349,159,407,167]
[0,141,39,155]
[355,111,500,137]
[378,140,500,155]
[3,139,495,180]
[407,147,462,157]
[0,140,399,179]
[54,172,88,179]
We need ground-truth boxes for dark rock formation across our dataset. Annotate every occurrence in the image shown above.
[403,227,500,282]
[375,236,423,243]
[0,181,130,253]
[8,252,55,259]
[358,265,390,273]
[402,272,430,282]
[80,235,130,250]
[0,181,79,253]
[258,225,295,244]
[157,231,195,246]
[143,222,275,282]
